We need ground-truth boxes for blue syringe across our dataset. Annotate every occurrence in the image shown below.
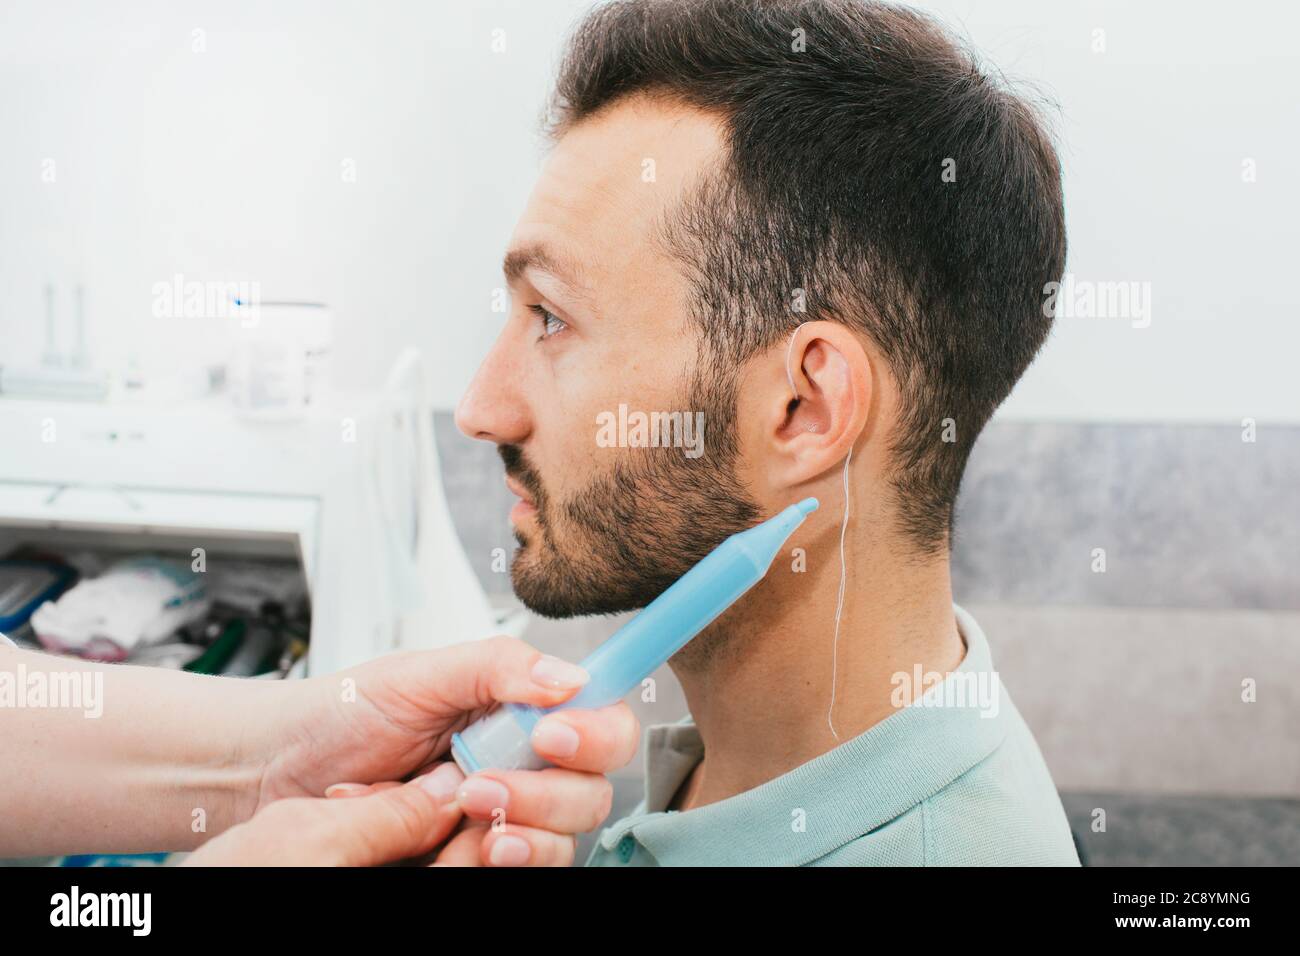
[450,496,820,773]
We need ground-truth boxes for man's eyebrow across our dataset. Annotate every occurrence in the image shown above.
[501,242,592,299]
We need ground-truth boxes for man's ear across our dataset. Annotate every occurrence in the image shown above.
[758,321,873,491]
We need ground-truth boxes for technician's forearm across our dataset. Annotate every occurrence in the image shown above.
[0,645,278,857]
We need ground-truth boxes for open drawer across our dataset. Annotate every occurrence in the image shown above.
[0,480,319,676]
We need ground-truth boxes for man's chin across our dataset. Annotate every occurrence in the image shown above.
[509,545,574,619]
[511,579,592,620]
[509,548,647,620]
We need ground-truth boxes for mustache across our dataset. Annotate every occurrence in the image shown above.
[498,444,546,507]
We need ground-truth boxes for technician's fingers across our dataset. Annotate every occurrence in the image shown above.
[186,764,466,867]
[324,781,401,798]
[480,824,577,867]
[529,702,639,774]
[386,635,590,714]
[431,822,488,867]
[456,767,614,833]
[326,762,466,866]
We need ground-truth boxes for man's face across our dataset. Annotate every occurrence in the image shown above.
[456,97,759,618]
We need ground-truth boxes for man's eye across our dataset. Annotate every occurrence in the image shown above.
[528,304,568,339]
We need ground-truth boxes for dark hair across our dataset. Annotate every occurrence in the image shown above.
[547,0,1066,553]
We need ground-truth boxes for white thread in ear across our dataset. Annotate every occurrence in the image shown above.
[827,445,853,741]
[785,322,811,401]
[784,320,853,741]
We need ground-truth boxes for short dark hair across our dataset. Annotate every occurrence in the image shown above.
[547,0,1066,553]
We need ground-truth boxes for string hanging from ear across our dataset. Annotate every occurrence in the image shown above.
[784,322,852,742]
[827,446,851,741]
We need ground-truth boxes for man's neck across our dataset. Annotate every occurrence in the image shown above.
[668,532,965,811]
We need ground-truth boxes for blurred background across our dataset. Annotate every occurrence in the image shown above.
[0,0,1296,866]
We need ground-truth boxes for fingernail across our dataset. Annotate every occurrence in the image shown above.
[324,782,367,797]
[456,776,510,815]
[531,655,589,690]
[531,716,580,759]
[489,834,531,866]
[417,762,465,804]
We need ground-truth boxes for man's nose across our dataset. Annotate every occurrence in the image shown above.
[455,335,531,446]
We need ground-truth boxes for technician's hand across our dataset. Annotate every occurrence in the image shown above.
[244,636,637,863]
[322,762,613,867]
[183,764,467,866]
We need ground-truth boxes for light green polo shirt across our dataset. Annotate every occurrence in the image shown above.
[587,604,1080,866]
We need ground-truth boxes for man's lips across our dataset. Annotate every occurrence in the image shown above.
[504,474,535,506]
[505,474,538,525]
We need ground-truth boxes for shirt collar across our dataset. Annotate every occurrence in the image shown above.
[597,604,1009,866]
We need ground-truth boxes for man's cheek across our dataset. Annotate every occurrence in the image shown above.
[560,416,609,477]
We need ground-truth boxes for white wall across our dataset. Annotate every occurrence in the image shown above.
[934,0,1300,425]
[1,0,1295,423]
[0,0,590,403]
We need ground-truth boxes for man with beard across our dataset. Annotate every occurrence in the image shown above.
[456,0,1079,865]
